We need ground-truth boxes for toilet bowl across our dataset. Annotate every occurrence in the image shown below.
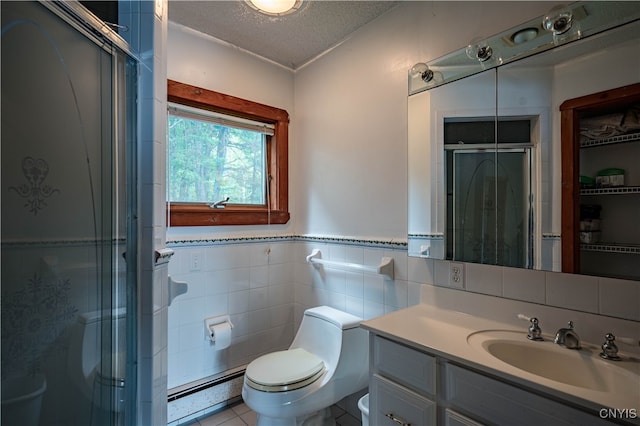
[242,306,369,426]
[67,308,127,414]
[1,373,47,426]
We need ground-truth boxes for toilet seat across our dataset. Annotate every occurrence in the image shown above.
[246,348,325,392]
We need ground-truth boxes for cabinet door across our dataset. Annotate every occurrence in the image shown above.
[373,336,436,395]
[444,363,615,426]
[370,374,436,426]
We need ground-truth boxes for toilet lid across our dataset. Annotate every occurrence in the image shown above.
[246,348,325,392]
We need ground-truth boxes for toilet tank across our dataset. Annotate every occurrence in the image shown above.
[68,308,127,385]
[290,306,364,370]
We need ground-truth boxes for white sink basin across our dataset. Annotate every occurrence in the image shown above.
[467,330,639,393]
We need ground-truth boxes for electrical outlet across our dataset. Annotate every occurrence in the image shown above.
[450,262,464,288]
[190,251,202,271]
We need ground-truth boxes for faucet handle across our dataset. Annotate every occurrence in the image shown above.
[600,333,621,361]
[527,317,544,341]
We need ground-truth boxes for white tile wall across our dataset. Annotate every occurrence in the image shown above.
[167,239,409,391]
[168,242,295,389]
[502,266,545,304]
[465,263,503,296]
[598,277,640,321]
[408,256,639,322]
[546,271,599,313]
[167,236,640,421]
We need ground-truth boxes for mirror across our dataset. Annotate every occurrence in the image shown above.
[408,70,497,260]
[408,2,640,278]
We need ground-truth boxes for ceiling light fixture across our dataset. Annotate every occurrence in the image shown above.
[246,0,304,16]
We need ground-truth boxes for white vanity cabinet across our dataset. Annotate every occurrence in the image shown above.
[369,333,622,426]
[369,335,437,425]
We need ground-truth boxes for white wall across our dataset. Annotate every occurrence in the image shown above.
[294,1,552,238]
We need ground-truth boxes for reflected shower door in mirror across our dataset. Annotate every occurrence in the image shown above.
[448,148,532,268]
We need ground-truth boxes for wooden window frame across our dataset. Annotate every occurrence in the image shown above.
[167,80,290,226]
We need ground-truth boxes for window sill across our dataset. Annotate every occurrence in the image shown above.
[167,205,290,226]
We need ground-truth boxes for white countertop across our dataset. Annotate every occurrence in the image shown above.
[361,304,640,413]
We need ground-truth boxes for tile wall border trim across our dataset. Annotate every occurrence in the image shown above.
[167,234,408,249]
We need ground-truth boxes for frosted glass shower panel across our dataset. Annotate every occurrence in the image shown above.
[451,150,530,267]
[495,150,531,268]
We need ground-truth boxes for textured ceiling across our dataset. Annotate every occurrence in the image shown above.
[168,0,399,70]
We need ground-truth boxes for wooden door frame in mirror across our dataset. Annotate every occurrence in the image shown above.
[560,82,640,272]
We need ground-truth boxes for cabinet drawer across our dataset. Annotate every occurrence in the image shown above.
[445,409,485,426]
[370,374,436,426]
[373,335,436,395]
[445,363,614,426]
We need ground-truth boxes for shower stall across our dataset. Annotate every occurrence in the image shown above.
[2,2,138,425]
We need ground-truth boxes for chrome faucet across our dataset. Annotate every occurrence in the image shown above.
[526,317,544,341]
[554,321,581,349]
[600,333,621,361]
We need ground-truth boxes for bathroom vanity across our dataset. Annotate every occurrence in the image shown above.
[361,305,640,426]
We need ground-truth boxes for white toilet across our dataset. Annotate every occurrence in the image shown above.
[67,308,127,414]
[242,306,369,426]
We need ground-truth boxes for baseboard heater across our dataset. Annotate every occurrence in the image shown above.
[168,366,246,402]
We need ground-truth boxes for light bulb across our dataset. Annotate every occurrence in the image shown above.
[466,42,493,62]
[543,5,573,35]
[251,0,296,15]
[410,63,434,83]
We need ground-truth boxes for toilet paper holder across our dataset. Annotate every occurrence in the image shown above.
[204,315,234,341]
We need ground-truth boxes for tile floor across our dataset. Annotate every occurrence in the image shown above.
[187,401,362,426]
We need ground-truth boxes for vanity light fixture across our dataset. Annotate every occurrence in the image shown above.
[542,4,573,35]
[466,41,493,62]
[409,62,434,83]
[245,0,304,16]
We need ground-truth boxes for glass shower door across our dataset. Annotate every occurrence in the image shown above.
[1,2,137,425]
[452,149,531,267]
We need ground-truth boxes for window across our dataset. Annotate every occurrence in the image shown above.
[167,80,289,226]
[168,105,269,205]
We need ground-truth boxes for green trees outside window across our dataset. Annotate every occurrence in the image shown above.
[168,114,266,206]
